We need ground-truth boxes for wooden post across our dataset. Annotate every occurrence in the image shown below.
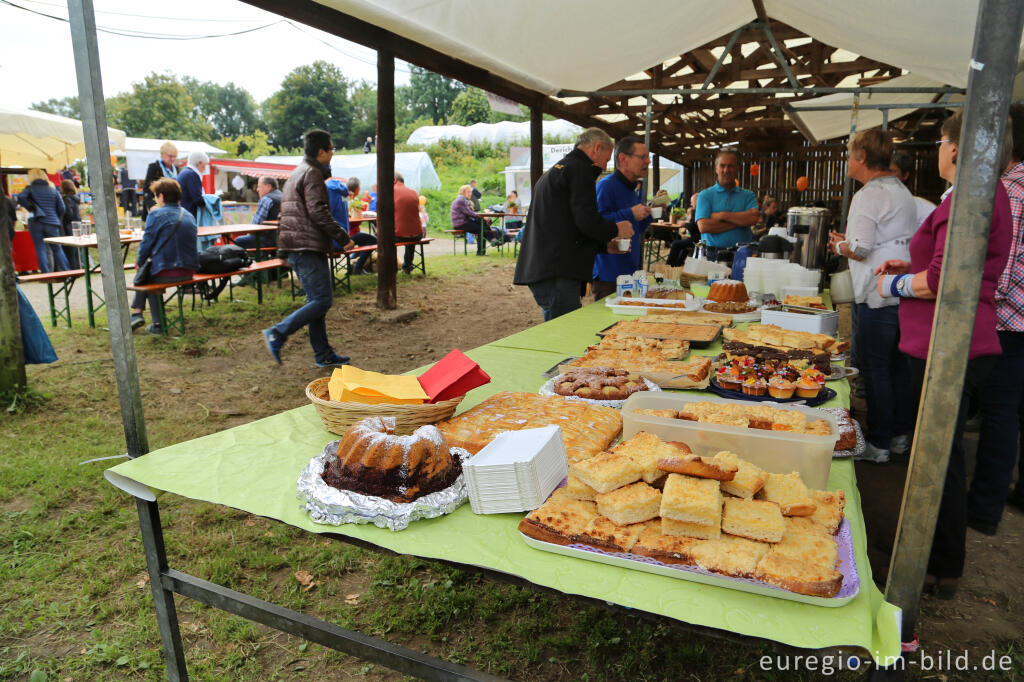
[376,48,397,310]
[0,221,26,392]
[530,105,543,190]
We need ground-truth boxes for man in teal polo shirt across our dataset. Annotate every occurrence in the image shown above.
[695,150,759,251]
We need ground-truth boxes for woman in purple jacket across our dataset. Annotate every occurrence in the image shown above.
[450,184,497,255]
[874,111,1012,598]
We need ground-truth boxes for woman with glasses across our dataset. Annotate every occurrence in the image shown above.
[874,111,1013,598]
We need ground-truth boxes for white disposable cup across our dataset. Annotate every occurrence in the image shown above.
[650,206,663,220]
[616,238,631,252]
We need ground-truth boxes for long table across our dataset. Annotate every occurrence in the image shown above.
[44,224,278,327]
[105,301,901,678]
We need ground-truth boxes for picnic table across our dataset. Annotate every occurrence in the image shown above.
[105,299,901,679]
[41,224,278,327]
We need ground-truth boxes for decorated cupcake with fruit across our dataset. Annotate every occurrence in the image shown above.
[716,366,742,392]
[768,375,795,399]
[801,368,826,386]
[742,376,767,397]
[794,378,821,398]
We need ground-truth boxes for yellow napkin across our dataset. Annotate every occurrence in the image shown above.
[327,366,427,404]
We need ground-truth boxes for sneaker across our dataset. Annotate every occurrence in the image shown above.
[263,328,284,364]
[315,353,350,368]
[890,434,911,456]
[855,442,890,464]
[130,313,145,331]
[145,323,162,335]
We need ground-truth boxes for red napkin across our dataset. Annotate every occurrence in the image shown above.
[417,349,491,403]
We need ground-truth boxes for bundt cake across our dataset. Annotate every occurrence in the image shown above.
[707,279,749,303]
[322,416,462,503]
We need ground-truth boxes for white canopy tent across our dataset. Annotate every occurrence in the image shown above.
[254,151,442,192]
[406,119,581,146]
[315,0,1020,96]
[0,105,125,173]
[116,137,226,181]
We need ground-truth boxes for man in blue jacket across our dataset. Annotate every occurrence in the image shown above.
[592,136,652,299]
[177,151,209,219]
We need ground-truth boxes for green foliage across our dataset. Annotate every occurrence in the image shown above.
[105,72,213,140]
[395,116,435,146]
[0,384,49,414]
[263,61,352,149]
[214,131,277,160]
[346,80,378,150]
[183,78,263,138]
[449,88,491,126]
[29,96,80,119]
[407,66,465,124]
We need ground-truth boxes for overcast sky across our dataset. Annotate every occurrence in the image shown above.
[0,0,412,111]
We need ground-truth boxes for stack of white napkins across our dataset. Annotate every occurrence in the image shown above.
[463,425,568,514]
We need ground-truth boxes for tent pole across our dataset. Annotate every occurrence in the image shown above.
[642,95,653,198]
[884,0,1024,646]
[838,94,859,231]
[376,48,396,310]
[67,0,149,458]
[529,106,542,190]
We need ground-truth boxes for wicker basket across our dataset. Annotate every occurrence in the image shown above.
[305,377,463,435]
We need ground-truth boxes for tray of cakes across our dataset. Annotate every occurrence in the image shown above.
[596,320,722,348]
[710,357,835,407]
[298,416,472,530]
[548,349,713,391]
[604,294,704,315]
[539,367,661,407]
[517,431,857,606]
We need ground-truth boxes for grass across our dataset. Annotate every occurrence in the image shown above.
[2,263,1018,681]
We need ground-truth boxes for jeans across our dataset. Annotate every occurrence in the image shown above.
[351,232,377,270]
[528,277,582,321]
[855,303,912,447]
[271,251,336,363]
[131,271,194,326]
[27,219,70,273]
[908,354,995,578]
[969,331,1024,526]
[849,300,860,373]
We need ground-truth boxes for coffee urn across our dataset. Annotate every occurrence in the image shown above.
[786,207,830,269]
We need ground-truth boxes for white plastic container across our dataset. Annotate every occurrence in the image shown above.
[760,304,839,337]
[621,392,838,488]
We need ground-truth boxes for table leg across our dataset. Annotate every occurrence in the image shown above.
[136,498,189,681]
[82,247,96,328]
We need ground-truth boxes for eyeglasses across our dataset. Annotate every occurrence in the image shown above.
[627,153,651,161]
[935,139,951,146]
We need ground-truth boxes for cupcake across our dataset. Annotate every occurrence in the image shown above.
[795,379,821,398]
[768,376,795,399]
[742,377,767,396]
[801,368,827,386]
[718,371,742,392]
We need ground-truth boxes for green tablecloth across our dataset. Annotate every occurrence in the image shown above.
[106,300,897,662]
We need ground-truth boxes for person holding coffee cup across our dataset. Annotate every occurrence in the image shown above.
[589,136,653,300]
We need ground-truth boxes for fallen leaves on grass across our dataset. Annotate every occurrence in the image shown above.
[345,593,360,605]
[135,574,150,589]
[293,570,317,592]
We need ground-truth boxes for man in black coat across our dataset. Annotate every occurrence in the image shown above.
[142,141,178,219]
[513,127,632,321]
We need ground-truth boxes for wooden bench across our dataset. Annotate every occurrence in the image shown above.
[326,238,434,293]
[445,229,469,255]
[128,258,287,335]
[18,262,138,328]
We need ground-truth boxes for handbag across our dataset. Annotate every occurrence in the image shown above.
[134,209,183,285]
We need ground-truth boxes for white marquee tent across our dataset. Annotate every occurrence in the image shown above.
[254,151,442,191]
[0,105,125,172]
[406,119,582,146]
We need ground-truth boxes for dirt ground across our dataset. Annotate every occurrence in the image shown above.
[19,263,1024,672]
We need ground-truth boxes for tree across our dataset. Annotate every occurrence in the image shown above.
[263,61,352,149]
[346,80,377,150]
[183,78,262,139]
[30,96,80,119]
[105,72,213,140]
[215,130,276,160]
[407,66,464,124]
[449,88,491,126]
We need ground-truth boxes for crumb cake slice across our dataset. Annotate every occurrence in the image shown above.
[610,431,689,484]
[689,534,771,578]
[713,451,767,498]
[631,522,701,564]
[661,517,721,540]
[595,481,662,525]
[570,451,643,494]
[563,473,597,501]
[517,495,598,545]
[721,498,785,543]
[754,552,843,597]
[809,489,846,534]
[576,516,646,553]
[657,454,737,481]
[660,474,723,526]
[760,472,817,516]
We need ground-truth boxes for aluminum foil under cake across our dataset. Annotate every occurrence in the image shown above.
[820,407,866,459]
[297,441,471,531]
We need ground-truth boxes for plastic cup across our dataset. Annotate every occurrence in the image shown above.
[71,221,83,238]
[615,238,631,252]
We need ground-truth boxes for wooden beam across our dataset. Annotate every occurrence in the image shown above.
[376,49,396,310]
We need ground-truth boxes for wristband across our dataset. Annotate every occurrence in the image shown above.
[883,275,899,297]
[896,274,917,298]
[834,241,847,256]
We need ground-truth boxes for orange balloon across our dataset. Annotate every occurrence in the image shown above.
[750,163,760,177]
[419,195,427,206]
[796,176,809,192]
[109,154,118,167]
